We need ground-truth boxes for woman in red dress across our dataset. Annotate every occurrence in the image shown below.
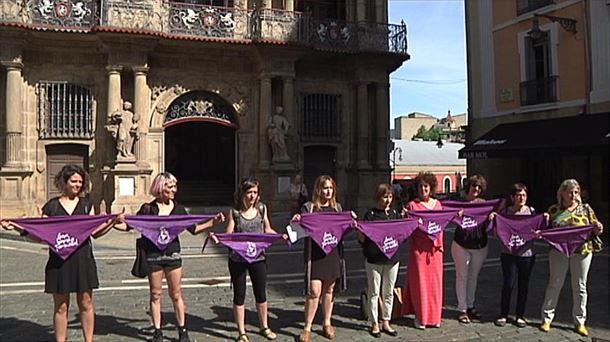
[402,172,444,329]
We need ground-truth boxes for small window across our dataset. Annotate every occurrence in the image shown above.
[517,0,553,16]
[444,177,452,193]
[300,94,341,141]
[37,82,95,139]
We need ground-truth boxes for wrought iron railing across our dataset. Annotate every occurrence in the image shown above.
[37,82,95,139]
[520,76,558,106]
[517,0,554,16]
[0,1,408,55]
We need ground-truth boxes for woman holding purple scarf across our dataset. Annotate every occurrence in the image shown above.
[222,178,282,342]
[402,172,444,329]
[115,172,224,342]
[539,179,604,337]
[293,175,354,342]
[357,184,400,337]
[451,174,489,324]
[1,164,117,342]
[492,183,541,328]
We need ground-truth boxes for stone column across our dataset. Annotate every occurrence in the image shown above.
[357,82,370,168]
[376,82,389,168]
[282,76,294,130]
[2,61,24,169]
[106,66,122,116]
[356,0,366,22]
[259,75,272,168]
[376,0,384,23]
[285,0,294,11]
[133,66,150,168]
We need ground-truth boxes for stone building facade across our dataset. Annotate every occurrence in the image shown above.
[0,0,409,216]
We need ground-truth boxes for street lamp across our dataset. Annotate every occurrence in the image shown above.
[528,14,577,40]
[390,146,403,182]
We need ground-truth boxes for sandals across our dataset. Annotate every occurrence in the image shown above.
[260,328,277,341]
[299,330,311,342]
[322,325,336,340]
[494,317,507,327]
[467,307,481,320]
[458,312,471,324]
[236,333,250,342]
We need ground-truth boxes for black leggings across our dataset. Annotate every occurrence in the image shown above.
[228,259,267,305]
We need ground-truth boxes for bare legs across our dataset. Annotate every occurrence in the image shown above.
[52,290,94,342]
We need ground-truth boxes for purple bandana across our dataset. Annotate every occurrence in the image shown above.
[11,215,114,260]
[407,209,459,241]
[539,225,595,256]
[356,219,419,259]
[298,212,354,255]
[442,199,500,233]
[207,233,285,263]
[125,215,214,250]
[493,214,547,254]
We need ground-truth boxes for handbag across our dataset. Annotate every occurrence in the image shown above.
[131,237,149,278]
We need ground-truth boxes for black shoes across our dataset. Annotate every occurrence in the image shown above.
[467,307,481,320]
[178,326,191,342]
[369,329,382,338]
[151,329,163,342]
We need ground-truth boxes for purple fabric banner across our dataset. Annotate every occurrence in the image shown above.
[539,225,595,256]
[407,209,459,241]
[441,199,502,210]
[356,218,419,259]
[125,215,214,250]
[298,212,354,255]
[208,233,285,263]
[493,214,547,254]
[442,199,501,233]
[11,215,114,260]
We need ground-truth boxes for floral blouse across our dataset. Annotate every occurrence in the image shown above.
[547,203,599,255]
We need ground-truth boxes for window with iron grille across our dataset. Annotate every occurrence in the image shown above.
[517,0,553,16]
[301,94,341,141]
[38,82,95,139]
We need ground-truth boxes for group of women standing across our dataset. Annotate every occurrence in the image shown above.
[0,165,605,342]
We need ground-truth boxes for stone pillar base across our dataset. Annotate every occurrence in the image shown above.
[0,169,35,217]
[103,164,153,214]
[256,163,297,214]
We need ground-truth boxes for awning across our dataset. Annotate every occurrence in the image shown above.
[459,113,609,159]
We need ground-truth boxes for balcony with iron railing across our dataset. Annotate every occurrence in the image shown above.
[517,0,554,16]
[0,0,408,55]
[520,75,558,106]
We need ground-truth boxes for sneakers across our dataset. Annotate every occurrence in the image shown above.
[413,318,425,330]
[575,324,589,337]
[151,329,163,342]
[539,321,551,332]
[494,317,507,327]
[178,327,191,342]
[515,317,527,328]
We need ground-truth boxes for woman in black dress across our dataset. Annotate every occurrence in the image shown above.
[2,164,116,342]
[115,172,224,342]
[293,175,355,342]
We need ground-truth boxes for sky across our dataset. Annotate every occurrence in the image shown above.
[388,0,467,126]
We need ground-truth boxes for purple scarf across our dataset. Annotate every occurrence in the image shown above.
[407,209,459,241]
[356,218,419,259]
[442,200,500,234]
[11,215,114,260]
[205,233,286,263]
[493,214,547,254]
[298,212,354,255]
[125,215,214,250]
[539,225,595,256]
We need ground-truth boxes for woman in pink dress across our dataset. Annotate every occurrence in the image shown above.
[402,172,444,329]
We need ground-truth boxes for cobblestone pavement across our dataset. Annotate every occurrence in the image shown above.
[1,215,608,342]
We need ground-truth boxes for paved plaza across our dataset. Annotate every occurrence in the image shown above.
[1,215,608,342]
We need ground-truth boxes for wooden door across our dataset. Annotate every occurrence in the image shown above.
[46,144,88,199]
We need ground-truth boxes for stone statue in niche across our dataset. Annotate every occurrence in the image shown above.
[106,102,138,160]
[267,106,290,163]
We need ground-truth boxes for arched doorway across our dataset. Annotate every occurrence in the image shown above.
[163,91,238,205]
